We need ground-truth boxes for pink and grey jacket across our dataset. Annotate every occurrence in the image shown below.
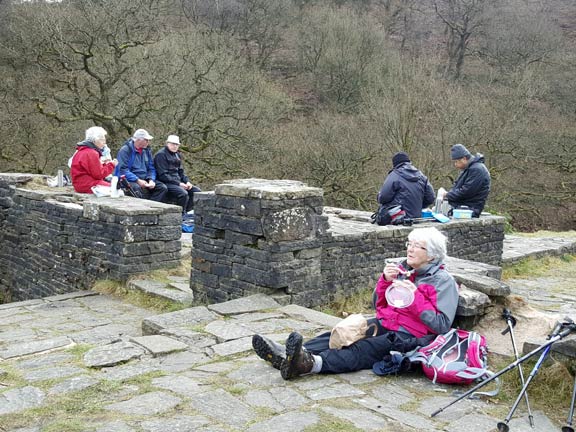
[374,260,459,338]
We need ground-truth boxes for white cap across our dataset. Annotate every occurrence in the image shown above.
[166,134,181,145]
[133,129,153,140]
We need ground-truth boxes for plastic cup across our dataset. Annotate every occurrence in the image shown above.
[385,281,414,308]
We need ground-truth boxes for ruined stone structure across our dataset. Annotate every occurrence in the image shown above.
[0,175,505,309]
[191,179,506,308]
[0,174,181,302]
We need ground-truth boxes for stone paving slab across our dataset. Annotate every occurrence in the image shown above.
[246,411,320,432]
[141,306,217,335]
[321,405,391,431]
[0,336,73,360]
[127,280,194,304]
[0,386,45,415]
[83,341,146,368]
[129,335,188,356]
[104,391,182,416]
[207,293,280,315]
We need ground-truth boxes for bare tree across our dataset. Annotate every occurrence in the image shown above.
[0,0,291,176]
[433,0,491,79]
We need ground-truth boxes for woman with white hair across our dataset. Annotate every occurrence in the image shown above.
[70,126,118,193]
[252,227,459,380]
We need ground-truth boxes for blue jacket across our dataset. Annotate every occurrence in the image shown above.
[378,163,435,219]
[446,154,491,217]
[115,139,157,183]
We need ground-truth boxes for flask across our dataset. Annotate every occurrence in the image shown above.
[110,176,119,197]
[101,145,111,162]
[57,170,64,187]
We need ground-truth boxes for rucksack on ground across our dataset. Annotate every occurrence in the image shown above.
[408,328,499,395]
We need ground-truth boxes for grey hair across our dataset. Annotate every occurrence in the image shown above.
[408,227,447,262]
[85,126,107,143]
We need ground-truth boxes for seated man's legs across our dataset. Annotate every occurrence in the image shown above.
[127,181,167,202]
[146,181,168,202]
[165,183,189,213]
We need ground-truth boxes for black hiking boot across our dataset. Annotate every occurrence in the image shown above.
[252,334,286,370]
[281,331,315,380]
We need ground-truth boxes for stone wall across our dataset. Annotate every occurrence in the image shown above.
[191,180,328,306]
[0,174,182,302]
[191,179,506,308]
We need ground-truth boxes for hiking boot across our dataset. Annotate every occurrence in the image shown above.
[281,331,315,380]
[252,334,286,370]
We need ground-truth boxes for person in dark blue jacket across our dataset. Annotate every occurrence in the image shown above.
[377,152,435,219]
[154,134,201,214]
[116,129,167,202]
[445,144,491,218]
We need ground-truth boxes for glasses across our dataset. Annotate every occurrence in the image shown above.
[405,241,427,250]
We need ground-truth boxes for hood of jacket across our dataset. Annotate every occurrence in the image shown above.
[76,140,102,155]
[468,153,485,167]
[392,163,422,183]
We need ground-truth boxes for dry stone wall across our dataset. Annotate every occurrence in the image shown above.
[191,179,506,308]
[0,174,181,302]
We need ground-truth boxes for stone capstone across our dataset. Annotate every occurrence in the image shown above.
[452,272,511,297]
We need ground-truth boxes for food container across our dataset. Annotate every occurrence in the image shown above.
[453,209,473,219]
[385,282,414,308]
[421,209,434,219]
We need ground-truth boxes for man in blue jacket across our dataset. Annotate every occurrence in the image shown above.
[378,152,435,219]
[445,144,491,218]
[116,129,167,201]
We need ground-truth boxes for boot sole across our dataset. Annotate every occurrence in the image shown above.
[252,335,284,370]
[281,332,303,380]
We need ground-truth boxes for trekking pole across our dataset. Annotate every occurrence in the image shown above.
[500,308,534,428]
[431,319,576,418]
[496,343,552,432]
[563,374,576,432]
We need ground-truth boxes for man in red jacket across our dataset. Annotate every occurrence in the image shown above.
[70,126,118,194]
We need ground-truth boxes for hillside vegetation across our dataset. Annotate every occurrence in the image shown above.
[0,0,574,230]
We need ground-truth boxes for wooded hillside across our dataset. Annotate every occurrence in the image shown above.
[0,0,574,230]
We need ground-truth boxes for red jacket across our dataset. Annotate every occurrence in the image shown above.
[70,143,115,193]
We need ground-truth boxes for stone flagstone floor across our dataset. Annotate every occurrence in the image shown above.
[0,234,575,431]
[0,291,560,432]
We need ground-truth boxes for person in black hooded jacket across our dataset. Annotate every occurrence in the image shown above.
[377,152,435,219]
[445,144,491,218]
[154,134,201,214]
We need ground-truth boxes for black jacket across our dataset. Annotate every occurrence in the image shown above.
[154,147,190,186]
[446,154,491,217]
[378,163,435,218]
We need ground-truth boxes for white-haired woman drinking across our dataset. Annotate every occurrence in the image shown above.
[70,126,118,193]
[252,226,459,380]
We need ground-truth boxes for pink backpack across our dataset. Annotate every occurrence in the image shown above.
[409,329,494,387]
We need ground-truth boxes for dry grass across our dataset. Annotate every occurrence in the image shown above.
[502,254,575,280]
[92,279,187,313]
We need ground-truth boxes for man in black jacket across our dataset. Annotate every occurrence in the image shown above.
[445,144,491,218]
[378,152,435,219]
[154,135,201,214]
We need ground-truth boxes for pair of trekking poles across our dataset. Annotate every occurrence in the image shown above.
[431,309,576,431]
